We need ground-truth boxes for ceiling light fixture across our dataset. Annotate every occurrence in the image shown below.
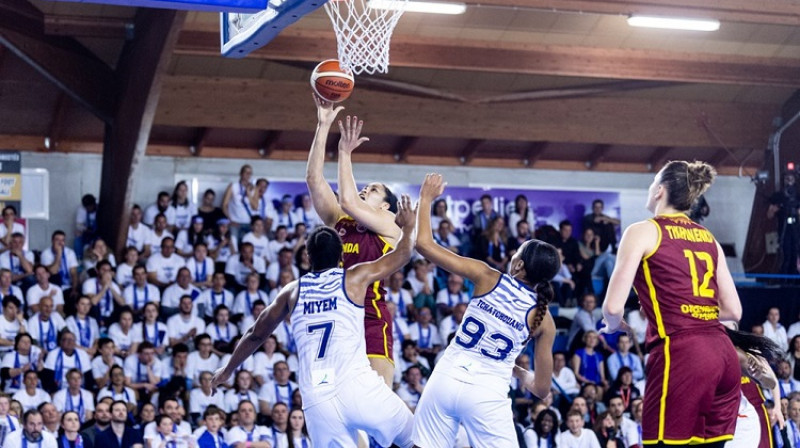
[627,15,720,32]
[368,0,467,15]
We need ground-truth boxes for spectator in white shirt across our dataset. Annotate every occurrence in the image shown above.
[551,352,580,402]
[266,248,299,291]
[83,261,124,326]
[144,192,177,229]
[242,217,270,264]
[435,273,470,320]
[172,181,198,231]
[186,334,220,385]
[127,205,151,257]
[249,178,276,232]
[123,266,161,314]
[82,238,117,275]
[197,273,233,320]
[225,370,259,414]
[12,371,50,412]
[148,215,175,257]
[124,342,162,403]
[265,226,292,265]
[232,273,268,320]
[557,410,601,448]
[146,238,186,289]
[0,268,23,313]
[206,305,238,353]
[3,407,58,448]
[175,217,205,258]
[108,308,136,358]
[385,270,414,322]
[2,333,42,394]
[764,307,789,353]
[162,268,201,314]
[396,366,425,412]
[408,307,442,364]
[295,194,322,230]
[167,296,206,350]
[186,243,214,290]
[438,302,466,343]
[225,243,265,290]
[116,247,139,288]
[224,401,271,448]
[0,234,34,287]
[207,219,237,267]
[27,296,65,353]
[432,219,461,254]
[188,371,225,422]
[257,361,296,415]
[91,338,123,387]
[27,265,64,315]
[132,302,169,356]
[39,230,79,297]
[42,331,92,392]
[253,335,286,385]
[52,368,94,423]
[0,205,25,254]
[0,295,24,356]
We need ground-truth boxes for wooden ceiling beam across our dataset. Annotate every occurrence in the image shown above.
[523,141,548,167]
[648,146,674,172]
[586,144,612,170]
[176,29,800,87]
[43,15,134,39]
[393,136,419,162]
[257,130,282,158]
[707,148,732,167]
[189,127,209,157]
[156,77,775,150]
[46,92,69,152]
[459,139,485,165]
[467,0,800,26]
[0,0,116,122]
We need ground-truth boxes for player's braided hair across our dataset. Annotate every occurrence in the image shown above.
[307,226,343,271]
[725,327,783,365]
[520,240,561,334]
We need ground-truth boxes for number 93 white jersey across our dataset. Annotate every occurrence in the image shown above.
[435,273,538,392]
[290,268,371,408]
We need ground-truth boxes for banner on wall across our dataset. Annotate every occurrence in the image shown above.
[261,180,621,237]
[0,151,22,213]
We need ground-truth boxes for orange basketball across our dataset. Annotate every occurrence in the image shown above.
[310,59,355,103]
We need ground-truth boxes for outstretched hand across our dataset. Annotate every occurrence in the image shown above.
[313,94,344,126]
[338,115,369,155]
[419,173,446,202]
[210,367,232,394]
[394,194,417,229]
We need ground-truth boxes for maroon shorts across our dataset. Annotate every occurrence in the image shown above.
[364,299,394,361]
[642,330,740,445]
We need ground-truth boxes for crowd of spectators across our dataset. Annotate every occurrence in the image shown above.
[0,163,634,447]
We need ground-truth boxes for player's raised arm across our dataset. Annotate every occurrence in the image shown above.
[337,116,401,241]
[415,173,499,296]
[211,281,297,388]
[306,95,346,227]
[347,195,416,301]
[514,312,556,399]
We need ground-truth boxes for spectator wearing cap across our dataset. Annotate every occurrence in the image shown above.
[175,216,206,258]
[272,194,296,234]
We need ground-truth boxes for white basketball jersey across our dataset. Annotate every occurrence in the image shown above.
[436,274,537,392]
[290,268,369,407]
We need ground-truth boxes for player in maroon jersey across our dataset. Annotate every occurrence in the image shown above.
[306,95,401,386]
[601,160,743,447]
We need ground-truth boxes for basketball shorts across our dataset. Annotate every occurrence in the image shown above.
[642,331,740,445]
[365,300,393,360]
[303,368,413,448]
[413,371,517,448]
[725,393,761,448]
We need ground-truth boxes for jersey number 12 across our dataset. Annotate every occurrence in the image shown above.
[683,250,715,298]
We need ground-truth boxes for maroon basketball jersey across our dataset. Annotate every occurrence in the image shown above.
[741,376,773,448]
[632,213,722,348]
[335,217,393,320]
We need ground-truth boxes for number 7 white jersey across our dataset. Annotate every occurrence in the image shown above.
[290,268,371,407]
[435,274,538,392]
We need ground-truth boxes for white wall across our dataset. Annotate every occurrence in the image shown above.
[22,153,755,271]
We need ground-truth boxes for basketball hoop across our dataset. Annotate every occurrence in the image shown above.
[324,0,408,75]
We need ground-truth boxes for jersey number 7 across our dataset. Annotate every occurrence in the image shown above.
[307,321,335,360]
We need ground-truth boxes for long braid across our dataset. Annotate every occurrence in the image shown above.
[530,281,554,334]
[519,239,560,339]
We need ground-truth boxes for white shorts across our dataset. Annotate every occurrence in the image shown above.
[303,368,414,448]
[413,371,517,448]
[725,393,760,448]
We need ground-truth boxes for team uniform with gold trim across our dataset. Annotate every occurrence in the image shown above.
[335,217,394,361]
[413,274,538,447]
[633,213,740,445]
[291,268,413,447]
[726,376,773,448]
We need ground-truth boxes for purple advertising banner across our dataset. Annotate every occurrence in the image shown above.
[263,181,620,238]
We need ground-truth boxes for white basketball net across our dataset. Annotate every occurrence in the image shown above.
[324,0,408,75]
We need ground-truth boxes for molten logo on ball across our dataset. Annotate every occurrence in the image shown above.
[310,59,355,103]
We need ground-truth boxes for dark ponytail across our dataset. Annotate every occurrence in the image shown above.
[520,240,561,333]
[725,327,783,365]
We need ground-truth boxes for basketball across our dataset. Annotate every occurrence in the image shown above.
[310,59,355,103]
